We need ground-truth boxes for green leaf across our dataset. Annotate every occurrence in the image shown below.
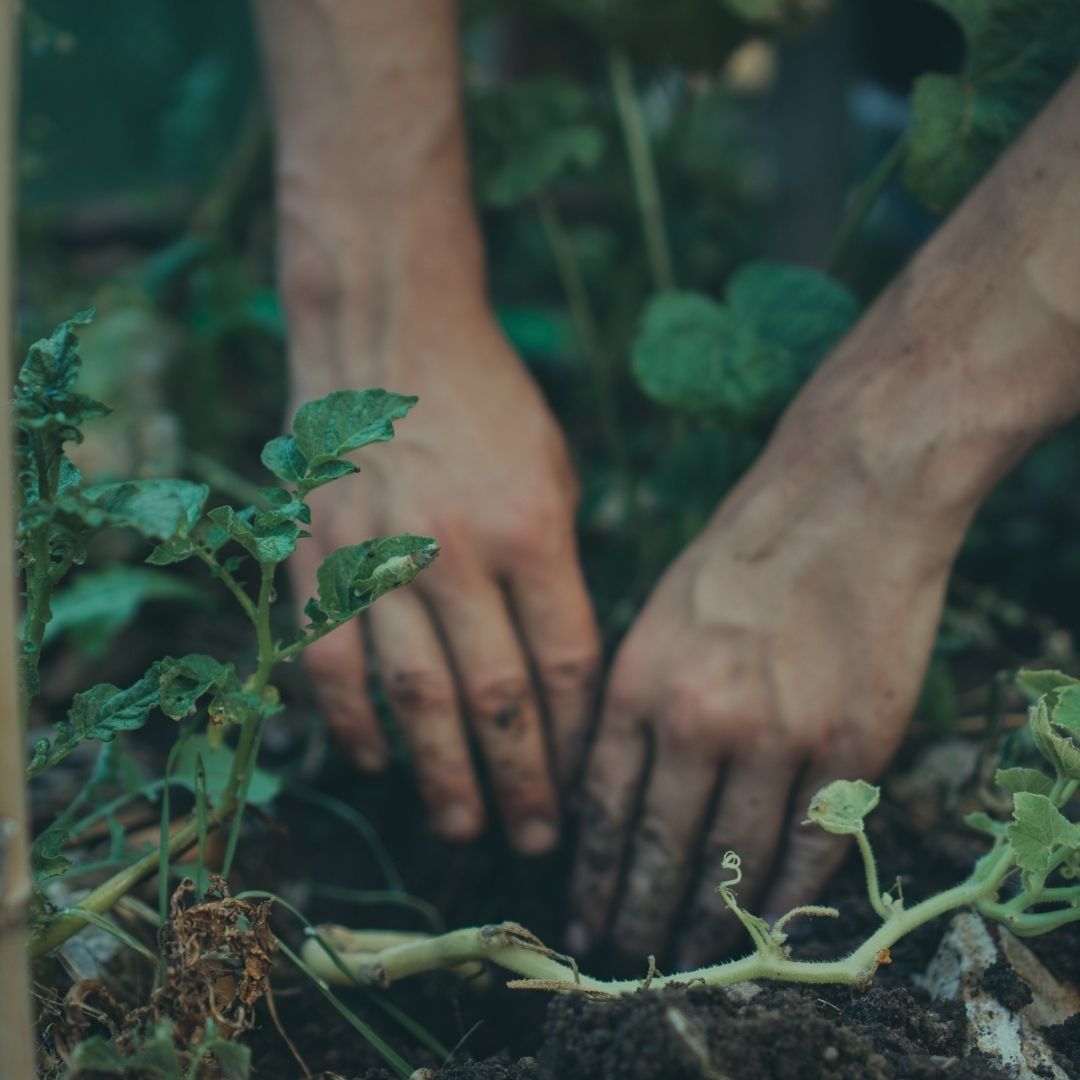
[1006,792,1080,887]
[31,825,72,882]
[156,655,238,721]
[171,734,281,809]
[904,0,1080,212]
[69,479,208,541]
[1029,689,1080,781]
[1017,668,1080,701]
[804,779,880,835]
[995,767,1055,797]
[305,536,439,627]
[207,505,301,564]
[631,262,857,422]
[41,565,207,659]
[260,433,308,484]
[147,516,230,567]
[291,389,417,469]
[28,668,162,777]
[13,309,109,442]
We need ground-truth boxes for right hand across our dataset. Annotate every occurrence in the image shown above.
[287,304,600,856]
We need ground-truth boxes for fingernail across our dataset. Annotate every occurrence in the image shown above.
[565,920,591,955]
[513,817,559,855]
[434,803,480,840]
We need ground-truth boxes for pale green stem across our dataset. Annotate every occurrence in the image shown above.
[194,545,257,622]
[608,50,674,291]
[854,831,890,921]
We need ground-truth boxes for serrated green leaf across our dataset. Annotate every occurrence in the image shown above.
[1030,691,1080,781]
[157,655,238,721]
[995,767,1054,797]
[631,262,857,422]
[13,309,109,442]
[260,433,308,484]
[1006,792,1080,885]
[31,825,72,883]
[805,779,880,835]
[292,389,416,469]
[28,667,162,777]
[904,0,1080,212]
[965,810,1007,838]
[207,505,300,564]
[471,76,606,207]
[1017,668,1080,701]
[306,535,439,626]
[171,734,281,809]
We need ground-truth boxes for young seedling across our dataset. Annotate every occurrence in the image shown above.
[304,671,1080,996]
[14,312,439,958]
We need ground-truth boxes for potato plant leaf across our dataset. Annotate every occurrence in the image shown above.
[156,655,238,721]
[63,479,209,542]
[28,667,163,777]
[207,505,301,565]
[631,261,857,422]
[904,0,1080,213]
[305,535,439,627]
[805,779,880,835]
[291,389,417,469]
[1006,792,1080,888]
[13,308,109,442]
[470,77,606,207]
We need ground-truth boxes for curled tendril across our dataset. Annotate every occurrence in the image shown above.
[716,851,743,892]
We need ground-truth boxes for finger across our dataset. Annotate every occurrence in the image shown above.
[366,589,485,842]
[427,579,561,855]
[608,741,718,958]
[293,532,388,771]
[674,759,795,968]
[506,541,601,786]
[759,766,854,922]
[568,677,650,943]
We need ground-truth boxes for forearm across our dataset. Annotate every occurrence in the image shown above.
[254,0,487,390]
[747,68,1080,550]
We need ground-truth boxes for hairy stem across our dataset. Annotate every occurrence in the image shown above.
[608,50,674,291]
[854,831,891,921]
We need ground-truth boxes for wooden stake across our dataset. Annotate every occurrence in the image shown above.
[0,1,37,1076]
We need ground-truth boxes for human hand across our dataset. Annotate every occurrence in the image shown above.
[569,445,955,965]
[289,310,600,856]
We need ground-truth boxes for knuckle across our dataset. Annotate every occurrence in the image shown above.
[466,674,532,729]
[304,638,357,681]
[537,652,601,698]
[384,668,457,715]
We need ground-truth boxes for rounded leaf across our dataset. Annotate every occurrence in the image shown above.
[805,779,880,835]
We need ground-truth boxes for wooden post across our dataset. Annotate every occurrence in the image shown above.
[0,1,36,1077]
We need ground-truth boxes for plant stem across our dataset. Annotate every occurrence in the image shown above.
[535,191,630,480]
[194,545,258,622]
[825,133,908,276]
[306,847,1023,995]
[608,50,674,291]
[854,831,891,921]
